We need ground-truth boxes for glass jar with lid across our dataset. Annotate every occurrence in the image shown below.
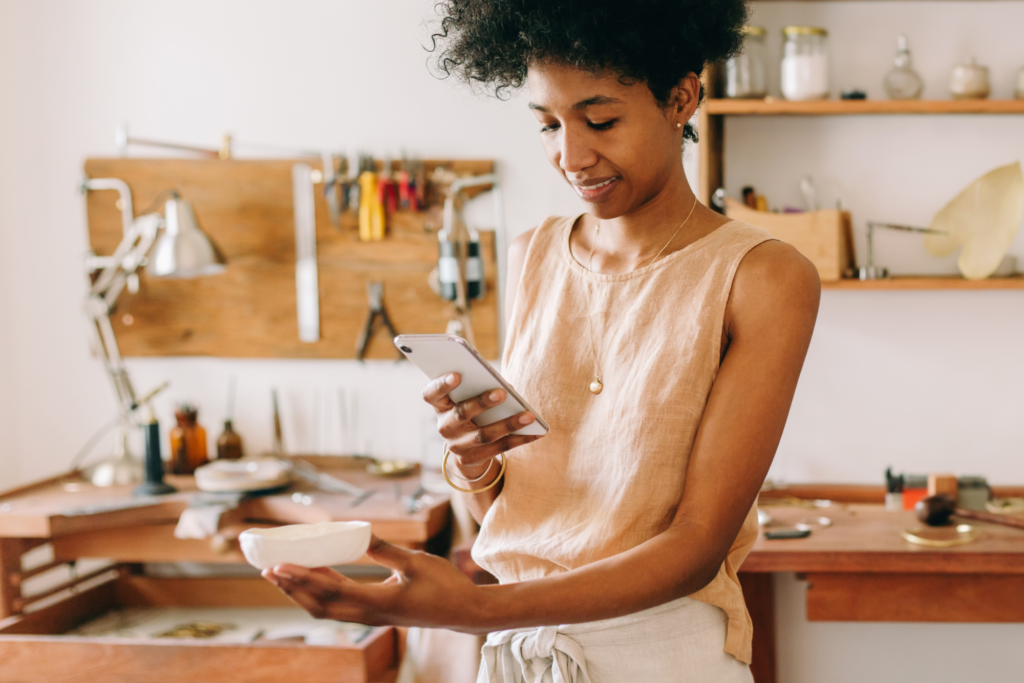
[780,26,829,101]
[724,26,768,99]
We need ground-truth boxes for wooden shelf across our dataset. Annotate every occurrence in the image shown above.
[822,276,1024,290]
[706,99,1024,116]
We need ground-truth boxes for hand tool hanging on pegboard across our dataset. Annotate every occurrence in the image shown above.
[436,173,504,346]
[355,281,401,361]
[358,156,384,241]
[321,151,346,228]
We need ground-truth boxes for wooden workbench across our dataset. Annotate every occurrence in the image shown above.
[740,495,1024,683]
[0,460,452,682]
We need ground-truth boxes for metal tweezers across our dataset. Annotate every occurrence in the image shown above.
[356,281,400,361]
[289,458,375,507]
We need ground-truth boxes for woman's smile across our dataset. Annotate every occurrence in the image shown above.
[572,176,620,202]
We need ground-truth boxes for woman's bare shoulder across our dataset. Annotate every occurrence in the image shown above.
[505,227,539,329]
[727,240,821,337]
[509,226,539,265]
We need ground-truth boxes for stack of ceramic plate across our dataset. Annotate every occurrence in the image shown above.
[194,458,293,493]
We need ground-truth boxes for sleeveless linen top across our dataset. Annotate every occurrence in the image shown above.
[472,215,776,665]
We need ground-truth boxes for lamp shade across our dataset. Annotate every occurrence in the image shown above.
[150,195,227,278]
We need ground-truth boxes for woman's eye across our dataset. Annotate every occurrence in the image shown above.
[539,123,560,133]
[588,119,617,131]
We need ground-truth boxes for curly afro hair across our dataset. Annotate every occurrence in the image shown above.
[428,0,750,143]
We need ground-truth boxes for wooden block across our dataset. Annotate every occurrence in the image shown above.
[928,473,959,497]
[805,572,1024,622]
[724,199,854,281]
[84,158,501,360]
[0,629,396,683]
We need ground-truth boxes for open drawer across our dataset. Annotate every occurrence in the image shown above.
[0,571,400,683]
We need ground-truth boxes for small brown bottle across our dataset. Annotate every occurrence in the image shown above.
[217,419,244,460]
[168,404,209,475]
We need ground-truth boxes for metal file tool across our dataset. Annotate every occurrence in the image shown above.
[292,163,320,343]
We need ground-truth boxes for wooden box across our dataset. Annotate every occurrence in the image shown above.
[0,573,399,683]
[725,199,855,282]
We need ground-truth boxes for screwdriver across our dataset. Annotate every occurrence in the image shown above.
[378,159,398,215]
[358,169,383,241]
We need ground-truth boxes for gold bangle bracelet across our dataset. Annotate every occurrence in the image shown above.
[442,447,506,494]
[449,456,495,483]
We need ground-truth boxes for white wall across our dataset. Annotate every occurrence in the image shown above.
[1,1,1022,681]
[0,0,29,487]
[734,1,1024,485]
[0,0,580,485]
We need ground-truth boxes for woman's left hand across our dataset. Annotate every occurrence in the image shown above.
[261,534,492,633]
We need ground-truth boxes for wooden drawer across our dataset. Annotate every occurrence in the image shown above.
[0,573,399,683]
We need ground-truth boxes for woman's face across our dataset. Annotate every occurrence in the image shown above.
[526,62,694,220]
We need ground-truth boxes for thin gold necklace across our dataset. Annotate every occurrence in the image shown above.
[584,197,698,395]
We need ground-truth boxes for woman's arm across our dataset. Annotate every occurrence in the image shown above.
[263,240,820,633]
[481,243,821,627]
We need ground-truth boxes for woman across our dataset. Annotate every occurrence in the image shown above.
[263,1,820,680]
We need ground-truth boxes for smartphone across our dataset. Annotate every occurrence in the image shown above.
[763,528,812,540]
[394,334,549,437]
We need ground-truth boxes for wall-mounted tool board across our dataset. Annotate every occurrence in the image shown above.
[84,158,500,360]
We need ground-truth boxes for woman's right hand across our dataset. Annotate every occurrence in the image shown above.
[422,373,544,478]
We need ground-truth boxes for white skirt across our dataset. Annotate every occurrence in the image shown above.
[477,597,754,683]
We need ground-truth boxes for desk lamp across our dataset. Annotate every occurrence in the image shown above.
[81,179,226,488]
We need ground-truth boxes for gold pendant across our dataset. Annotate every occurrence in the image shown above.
[589,378,603,395]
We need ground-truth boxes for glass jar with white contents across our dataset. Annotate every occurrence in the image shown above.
[780,26,829,101]
[724,26,768,98]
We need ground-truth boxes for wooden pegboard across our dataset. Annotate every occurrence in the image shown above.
[84,158,500,360]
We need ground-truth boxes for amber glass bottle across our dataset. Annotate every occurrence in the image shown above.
[216,419,244,460]
[168,404,209,475]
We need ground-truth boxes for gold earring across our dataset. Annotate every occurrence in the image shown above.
[676,122,682,129]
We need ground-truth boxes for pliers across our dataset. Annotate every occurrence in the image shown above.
[356,281,401,361]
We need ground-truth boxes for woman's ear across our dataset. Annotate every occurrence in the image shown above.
[674,73,702,121]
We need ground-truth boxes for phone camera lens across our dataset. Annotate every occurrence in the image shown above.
[400,346,412,353]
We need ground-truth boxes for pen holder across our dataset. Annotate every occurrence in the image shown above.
[725,199,855,281]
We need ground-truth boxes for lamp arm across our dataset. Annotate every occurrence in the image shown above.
[81,177,134,237]
[90,213,161,298]
[85,304,137,416]
[84,212,163,419]
[442,174,505,348]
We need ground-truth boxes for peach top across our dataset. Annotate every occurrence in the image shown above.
[472,214,775,664]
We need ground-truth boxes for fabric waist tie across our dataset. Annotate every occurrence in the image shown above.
[476,597,752,683]
[481,625,591,683]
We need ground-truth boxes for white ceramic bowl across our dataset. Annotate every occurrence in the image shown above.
[195,458,293,493]
[239,521,372,570]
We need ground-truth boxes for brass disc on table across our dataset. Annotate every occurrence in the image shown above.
[367,459,416,477]
[901,523,978,548]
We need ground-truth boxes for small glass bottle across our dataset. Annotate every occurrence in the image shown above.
[781,26,830,101]
[217,419,244,460]
[725,26,768,99]
[884,35,923,100]
[168,404,209,475]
